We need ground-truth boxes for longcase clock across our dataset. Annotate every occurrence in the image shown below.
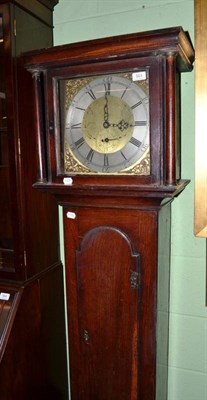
[24,27,194,400]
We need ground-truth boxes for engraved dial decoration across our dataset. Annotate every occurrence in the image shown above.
[63,74,149,174]
[82,96,134,154]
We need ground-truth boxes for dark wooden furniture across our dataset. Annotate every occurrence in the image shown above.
[0,1,68,398]
[24,27,194,400]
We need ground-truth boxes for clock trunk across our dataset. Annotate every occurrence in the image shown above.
[63,203,171,400]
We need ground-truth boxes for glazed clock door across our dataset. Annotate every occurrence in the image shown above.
[57,68,151,178]
[0,13,14,273]
[59,73,149,174]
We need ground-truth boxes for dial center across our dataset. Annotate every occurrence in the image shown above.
[82,95,134,154]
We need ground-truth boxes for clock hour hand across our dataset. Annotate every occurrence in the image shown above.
[109,119,134,132]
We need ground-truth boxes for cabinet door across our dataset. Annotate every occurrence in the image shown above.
[0,2,58,280]
[63,206,158,400]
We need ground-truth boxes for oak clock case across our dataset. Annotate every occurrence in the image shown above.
[24,27,194,400]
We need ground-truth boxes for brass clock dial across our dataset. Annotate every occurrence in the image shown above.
[64,74,149,174]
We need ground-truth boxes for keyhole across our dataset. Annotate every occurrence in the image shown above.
[83,329,90,344]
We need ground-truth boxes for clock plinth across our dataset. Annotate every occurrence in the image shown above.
[23,27,194,399]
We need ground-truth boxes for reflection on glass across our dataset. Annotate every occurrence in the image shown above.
[0,15,14,272]
[0,92,6,128]
[58,72,150,176]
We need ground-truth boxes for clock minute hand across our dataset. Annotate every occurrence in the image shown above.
[101,137,122,143]
[103,95,110,128]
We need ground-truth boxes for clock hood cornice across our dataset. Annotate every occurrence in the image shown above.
[23,26,194,73]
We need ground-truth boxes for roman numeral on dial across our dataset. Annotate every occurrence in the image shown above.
[74,137,85,148]
[87,89,96,100]
[130,100,142,110]
[71,122,82,129]
[120,151,127,160]
[134,121,147,126]
[86,149,94,162]
[129,137,142,147]
[104,82,111,96]
[104,154,109,166]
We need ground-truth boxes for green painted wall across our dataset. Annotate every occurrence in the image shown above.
[54,1,207,399]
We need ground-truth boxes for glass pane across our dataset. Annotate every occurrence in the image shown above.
[0,92,6,128]
[0,15,14,272]
[57,71,150,176]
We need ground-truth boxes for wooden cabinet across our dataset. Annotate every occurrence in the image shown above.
[0,1,68,398]
[0,0,59,281]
